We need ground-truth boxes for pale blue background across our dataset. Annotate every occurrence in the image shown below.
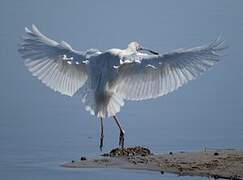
[0,0,243,179]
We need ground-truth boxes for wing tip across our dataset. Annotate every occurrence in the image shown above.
[24,24,41,36]
[24,24,37,32]
[209,36,228,51]
[31,24,41,35]
[24,27,31,33]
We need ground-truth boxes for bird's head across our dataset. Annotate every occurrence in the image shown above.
[127,41,159,55]
[128,41,141,52]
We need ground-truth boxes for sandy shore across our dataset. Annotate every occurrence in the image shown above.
[62,147,243,180]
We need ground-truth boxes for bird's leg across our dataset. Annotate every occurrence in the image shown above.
[99,118,104,151]
[113,116,125,149]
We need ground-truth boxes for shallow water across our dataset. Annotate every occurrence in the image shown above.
[1,0,243,179]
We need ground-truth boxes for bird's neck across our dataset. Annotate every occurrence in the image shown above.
[123,48,137,56]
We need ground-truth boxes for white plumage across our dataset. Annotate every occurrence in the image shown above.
[19,25,225,119]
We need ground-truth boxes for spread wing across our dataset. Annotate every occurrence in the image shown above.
[115,39,226,101]
[18,25,88,96]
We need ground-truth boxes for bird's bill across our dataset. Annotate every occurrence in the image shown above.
[139,47,159,55]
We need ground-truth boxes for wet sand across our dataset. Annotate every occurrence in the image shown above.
[62,147,243,180]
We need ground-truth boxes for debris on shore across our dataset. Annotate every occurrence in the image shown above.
[102,146,151,157]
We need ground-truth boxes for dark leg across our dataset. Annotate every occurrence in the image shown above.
[113,116,125,148]
[99,118,104,151]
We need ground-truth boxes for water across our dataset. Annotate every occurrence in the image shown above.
[1,0,243,179]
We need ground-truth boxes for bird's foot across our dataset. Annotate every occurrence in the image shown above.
[119,129,125,149]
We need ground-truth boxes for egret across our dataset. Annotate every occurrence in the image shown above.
[18,25,226,150]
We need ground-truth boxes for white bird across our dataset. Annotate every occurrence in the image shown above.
[18,25,226,150]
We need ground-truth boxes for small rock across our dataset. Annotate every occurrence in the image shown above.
[71,160,75,163]
[160,171,164,174]
[80,157,87,161]
[169,152,173,155]
[214,152,219,156]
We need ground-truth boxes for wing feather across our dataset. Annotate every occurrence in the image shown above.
[18,25,88,96]
[115,39,226,101]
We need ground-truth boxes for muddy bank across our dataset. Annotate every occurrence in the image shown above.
[62,147,243,180]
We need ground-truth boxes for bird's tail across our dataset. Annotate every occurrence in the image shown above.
[81,90,124,118]
[105,93,124,118]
